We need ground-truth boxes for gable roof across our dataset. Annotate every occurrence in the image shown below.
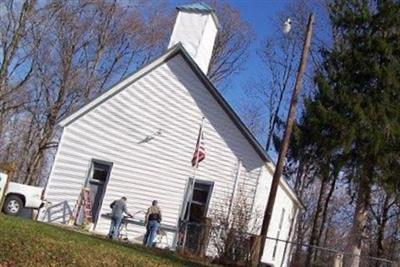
[60,43,273,164]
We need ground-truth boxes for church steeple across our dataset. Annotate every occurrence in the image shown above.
[168,3,219,75]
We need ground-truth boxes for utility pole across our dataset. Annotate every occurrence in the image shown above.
[258,13,314,265]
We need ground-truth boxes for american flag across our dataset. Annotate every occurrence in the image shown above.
[191,123,205,167]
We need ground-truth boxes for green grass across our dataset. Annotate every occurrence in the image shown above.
[0,214,211,267]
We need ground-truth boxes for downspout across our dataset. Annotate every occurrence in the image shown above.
[227,159,241,223]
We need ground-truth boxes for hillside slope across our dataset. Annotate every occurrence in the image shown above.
[0,215,209,267]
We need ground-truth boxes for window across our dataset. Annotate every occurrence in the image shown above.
[91,162,110,182]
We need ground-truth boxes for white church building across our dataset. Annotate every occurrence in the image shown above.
[41,3,302,266]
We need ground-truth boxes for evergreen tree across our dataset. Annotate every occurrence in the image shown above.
[299,1,400,266]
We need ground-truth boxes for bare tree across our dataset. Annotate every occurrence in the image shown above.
[0,0,39,136]
[386,208,400,262]
[238,102,266,139]
[305,162,339,266]
[243,0,331,153]
[0,0,173,185]
[257,34,299,152]
[367,188,399,264]
[206,0,254,87]
[209,186,261,266]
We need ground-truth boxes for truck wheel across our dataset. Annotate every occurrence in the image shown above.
[3,195,24,216]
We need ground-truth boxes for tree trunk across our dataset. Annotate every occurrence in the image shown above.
[293,160,306,193]
[344,164,373,267]
[305,175,329,266]
[313,175,337,263]
[388,213,400,261]
[0,0,36,99]
[292,161,311,265]
[375,194,390,265]
[23,110,57,185]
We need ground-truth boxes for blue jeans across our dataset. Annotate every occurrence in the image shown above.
[144,220,159,247]
[108,216,122,240]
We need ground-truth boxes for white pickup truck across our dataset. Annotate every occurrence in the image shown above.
[1,181,46,216]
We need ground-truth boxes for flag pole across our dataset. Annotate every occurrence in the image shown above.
[182,116,205,250]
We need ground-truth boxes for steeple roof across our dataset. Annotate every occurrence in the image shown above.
[177,3,214,13]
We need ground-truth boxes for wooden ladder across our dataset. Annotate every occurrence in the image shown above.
[69,187,92,225]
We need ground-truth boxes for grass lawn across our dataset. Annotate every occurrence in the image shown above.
[0,214,211,267]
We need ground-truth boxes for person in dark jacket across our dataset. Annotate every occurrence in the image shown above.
[143,200,162,247]
[108,197,132,240]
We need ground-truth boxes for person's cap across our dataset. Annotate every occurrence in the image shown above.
[122,196,127,200]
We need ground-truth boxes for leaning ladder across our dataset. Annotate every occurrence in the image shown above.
[69,187,92,226]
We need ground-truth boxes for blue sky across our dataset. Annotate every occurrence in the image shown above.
[213,1,288,100]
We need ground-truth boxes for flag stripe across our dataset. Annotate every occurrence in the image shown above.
[191,125,205,167]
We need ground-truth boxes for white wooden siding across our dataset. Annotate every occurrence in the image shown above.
[45,53,263,236]
[43,52,299,266]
